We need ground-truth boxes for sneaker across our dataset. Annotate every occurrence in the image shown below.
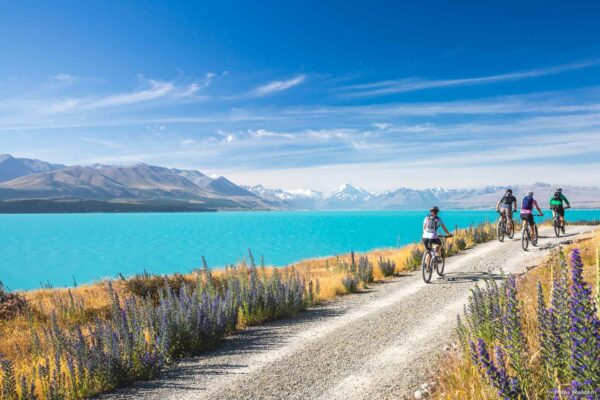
[562,227,565,233]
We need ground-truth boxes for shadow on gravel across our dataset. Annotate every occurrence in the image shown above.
[100,306,346,397]
[430,271,503,285]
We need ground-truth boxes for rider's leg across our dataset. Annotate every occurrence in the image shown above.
[505,209,513,229]
[423,240,432,265]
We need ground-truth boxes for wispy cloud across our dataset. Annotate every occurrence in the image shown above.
[3,78,203,116]
[338,60,600,97]
[50,73,78,83]
[250,75,306,97]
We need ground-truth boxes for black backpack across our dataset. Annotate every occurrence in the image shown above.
[501,194,512,205]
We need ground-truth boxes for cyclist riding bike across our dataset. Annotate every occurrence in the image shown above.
[549,187,570,233]
[422,206,452,264]
[496,188,517,230]
[520,191,543,241]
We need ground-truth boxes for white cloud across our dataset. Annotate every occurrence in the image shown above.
[248,129,295,139]
[251,75,306,97]
[88,79,175,108]
[373,122,392,130]
[50,73,77,83]
[339,60,600,97]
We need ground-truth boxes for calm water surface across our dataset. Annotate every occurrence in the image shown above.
[1,210,599,290]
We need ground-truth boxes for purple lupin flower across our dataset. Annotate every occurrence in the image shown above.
[501,275,530,389]
[567,249,599,396]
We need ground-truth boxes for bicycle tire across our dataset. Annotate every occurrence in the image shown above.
[521,224,529,251]
[436,247,445,276]
[553,218,560,237]
[422,251,433,283]
[533,225,539,246]
[497,219,505,242]
[507,221,515,239]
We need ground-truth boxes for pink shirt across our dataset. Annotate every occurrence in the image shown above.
[521,200,538,214]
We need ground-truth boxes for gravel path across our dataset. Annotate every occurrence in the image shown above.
[103,226,595,400]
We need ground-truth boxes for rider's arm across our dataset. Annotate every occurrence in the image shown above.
[534,200,543,214]
[512,198,517,210]
[562,194,570,206]
[495,200,500,211]
[441,223,451,236]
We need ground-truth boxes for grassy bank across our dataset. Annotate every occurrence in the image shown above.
[434,229,600,399]
[0,222,496,399]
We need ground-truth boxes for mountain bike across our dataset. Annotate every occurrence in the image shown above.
[421,235,451,283]
[497,211,515,242]
[521,214,541,251]
[552,214,561,237]
[552,205,570,237]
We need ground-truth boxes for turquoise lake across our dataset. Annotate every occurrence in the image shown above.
[1,210,599,290]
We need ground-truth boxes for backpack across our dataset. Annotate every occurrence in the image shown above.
[425,215,439,232]
[553,191,562,201]
[522,195,534,210]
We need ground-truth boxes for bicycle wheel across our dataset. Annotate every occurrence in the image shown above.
[422,251,433,283]
[521,225,529,251]
[553,218,560,237]
[497,219,505,242]
[436,247,445,276]
[507,221,515,239]
[532,225,539,246]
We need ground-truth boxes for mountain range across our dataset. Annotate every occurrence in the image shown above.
[1,154,599,212]
[243,183,600,210]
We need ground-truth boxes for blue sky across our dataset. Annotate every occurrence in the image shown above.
[1,1,600,190]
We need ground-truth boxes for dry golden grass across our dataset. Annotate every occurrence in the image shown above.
[433,228,600,399]
[0,222,495,388]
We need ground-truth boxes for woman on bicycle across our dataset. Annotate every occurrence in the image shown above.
[422,206,452,263]
[496,188,517,230]
[520,191,543,241]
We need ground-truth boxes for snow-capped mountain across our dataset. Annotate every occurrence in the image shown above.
[244,183,600,210]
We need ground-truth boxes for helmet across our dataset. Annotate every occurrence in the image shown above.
[430,206,440,213]
[506,188,513,194]
[556,187,562,193]
[527,191,534,196]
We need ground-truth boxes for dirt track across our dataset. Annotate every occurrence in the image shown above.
[104,226,595,400]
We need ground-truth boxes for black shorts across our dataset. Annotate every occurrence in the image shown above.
[423,238,442,250]
[520,213,535,225]
[551,204,565,216]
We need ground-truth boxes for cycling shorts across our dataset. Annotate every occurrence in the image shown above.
[423,238,442,250]
[520,213,535,225]
[550,204,565,216]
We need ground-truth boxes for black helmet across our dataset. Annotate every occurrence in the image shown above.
[430,206,440,213]
[556,187,562,193]
[506,188,513,194]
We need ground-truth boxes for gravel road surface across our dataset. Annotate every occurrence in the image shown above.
[104,225,595,400]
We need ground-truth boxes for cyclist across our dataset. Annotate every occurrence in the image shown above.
[496,188,517,230]
[549,188,570,233]
[520,191,543,242]
[422,206,452,264]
